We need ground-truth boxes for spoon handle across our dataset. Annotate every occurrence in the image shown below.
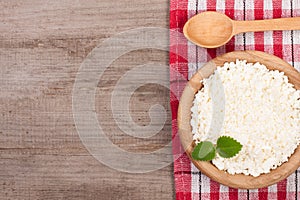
[234,17,300,34]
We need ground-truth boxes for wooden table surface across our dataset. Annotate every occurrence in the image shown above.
[0,0,174,199]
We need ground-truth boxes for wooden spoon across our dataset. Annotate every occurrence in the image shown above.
[183,11,300,48]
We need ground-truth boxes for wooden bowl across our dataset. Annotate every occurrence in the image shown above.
[177,50,300,189]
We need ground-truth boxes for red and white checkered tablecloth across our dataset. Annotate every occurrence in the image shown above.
[170,0,300,199]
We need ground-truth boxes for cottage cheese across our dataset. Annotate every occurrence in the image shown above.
[191,60,300,177]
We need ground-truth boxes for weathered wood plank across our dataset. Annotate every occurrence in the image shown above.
[0,0,173,199]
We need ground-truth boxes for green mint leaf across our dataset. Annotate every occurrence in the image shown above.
[216,136,242,158]
[192,141,216,161]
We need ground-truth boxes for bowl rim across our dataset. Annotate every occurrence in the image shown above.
[177,50,300,189]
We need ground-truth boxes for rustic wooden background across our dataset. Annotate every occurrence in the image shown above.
[0,0,174,199]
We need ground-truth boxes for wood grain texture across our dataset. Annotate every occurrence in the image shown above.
[178,50,300,189]
[0,0,173,199]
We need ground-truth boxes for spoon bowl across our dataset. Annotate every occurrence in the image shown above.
[184,11,300,48]
[183,12,234,48]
